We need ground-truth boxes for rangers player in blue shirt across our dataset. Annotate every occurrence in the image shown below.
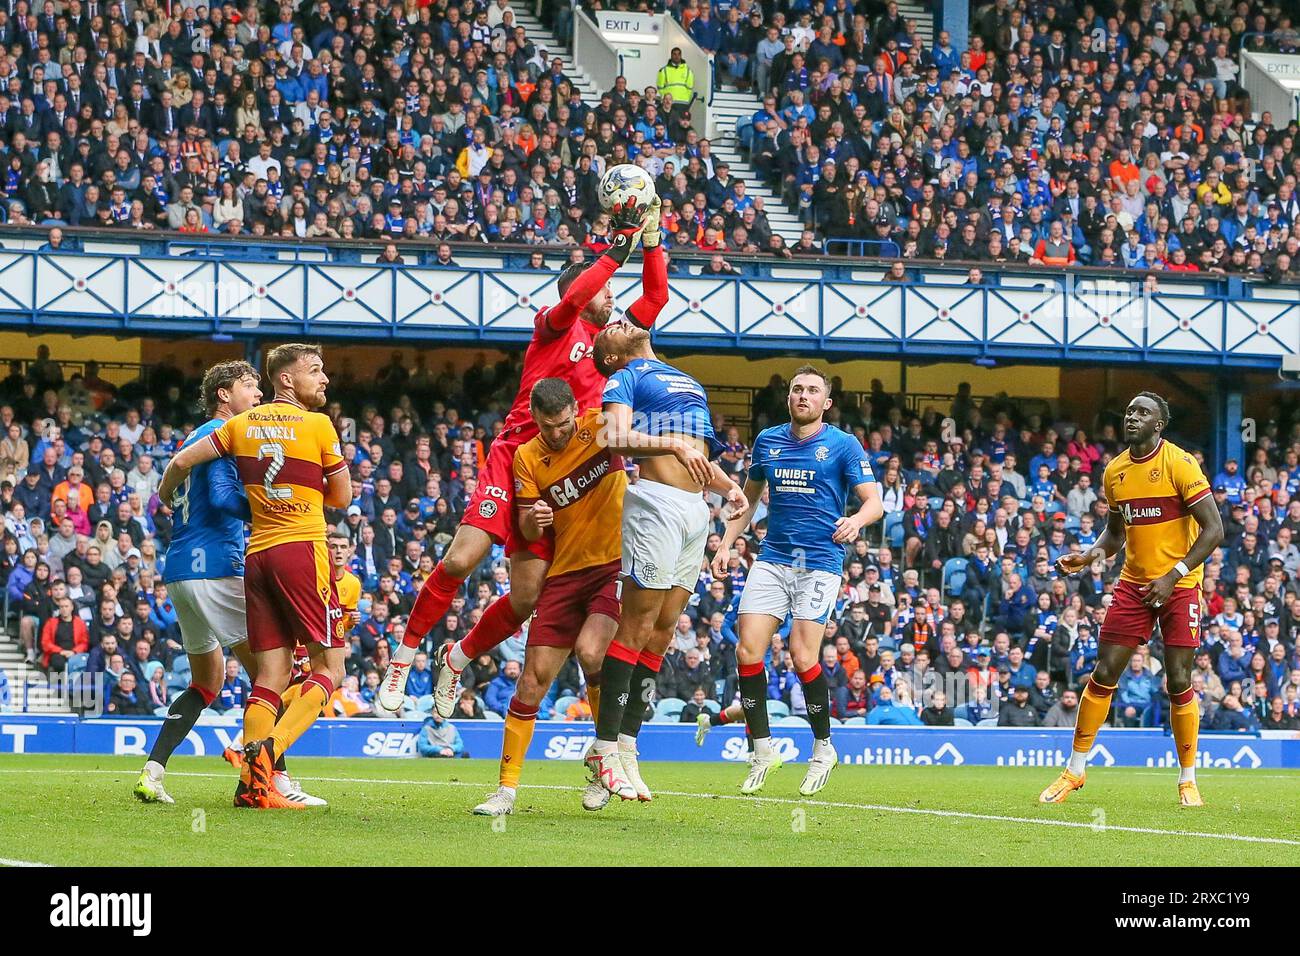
[713,366,882,796]
[583,319,746,804]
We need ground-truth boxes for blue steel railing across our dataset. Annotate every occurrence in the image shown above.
[0,241,1296,368]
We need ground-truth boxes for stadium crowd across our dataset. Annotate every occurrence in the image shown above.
[0,0,1299,279]
[0,347,1298,736]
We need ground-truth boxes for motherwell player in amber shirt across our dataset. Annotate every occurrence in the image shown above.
[160,344,353,810]
[380,197,668,716]
[470,379,627,818]
[1042,392,1222,808]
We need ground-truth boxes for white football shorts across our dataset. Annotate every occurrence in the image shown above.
[621,478,711,591]
[169,577,249,655]
[738,560,841,624]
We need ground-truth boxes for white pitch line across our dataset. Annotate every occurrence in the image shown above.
[0,857,49,867]
[2,768,1298,848]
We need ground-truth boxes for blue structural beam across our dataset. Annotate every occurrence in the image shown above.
[0,244,1296,369]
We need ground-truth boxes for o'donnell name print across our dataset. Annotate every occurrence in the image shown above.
[49,886,152,936]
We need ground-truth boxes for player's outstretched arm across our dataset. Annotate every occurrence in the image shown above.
[625,198,668,329]
[158,438,221,504]
[599,402,713,487]
[712,477,765,577]
[541,218,645,336]
[833,480,885,544]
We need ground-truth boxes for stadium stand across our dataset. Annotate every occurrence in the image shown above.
[1,347,1296,733]
[0,0,1297,276]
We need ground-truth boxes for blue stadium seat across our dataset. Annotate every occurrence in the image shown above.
[655,698,686,721]
[884,512,904,549]
[976,717,999,728]
[841,716,866,725]
[166,673,189,693]
[414,694,434,713]
[774,715,808,726]
[153,706,170,717]
[701,699,721,714]
[482,711,504,721]
[766,700,790,720]
[66,653,89,676]
[952,703,971,721]
[927,496,944,511]
[1065,515,1081,532]
[554,695,580,717]
[953,717,974,728]
[942,557,967,598]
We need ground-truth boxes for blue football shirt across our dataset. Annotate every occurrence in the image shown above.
[164,418,251,583]
[602,358,725,457]
[747,423,875,575]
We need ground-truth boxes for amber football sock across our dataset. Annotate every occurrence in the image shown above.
[244,686,280,742]
[1066,678,1116,775]
[500,697,539,791]
[1170,687,1199,782]
[269,675,332,757]
[586,672,602,725]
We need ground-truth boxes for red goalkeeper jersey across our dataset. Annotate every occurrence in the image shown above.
[499,246,668,439]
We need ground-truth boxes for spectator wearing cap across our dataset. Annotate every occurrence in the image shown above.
[1213,459,1247,503]
[998,683,1039,726]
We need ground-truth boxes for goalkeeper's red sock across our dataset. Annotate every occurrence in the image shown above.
[401,564,463,652]
[457,595,525,661]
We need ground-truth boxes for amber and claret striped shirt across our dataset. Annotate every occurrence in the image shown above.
[208,399,348,554]
[1102,438,1211,588]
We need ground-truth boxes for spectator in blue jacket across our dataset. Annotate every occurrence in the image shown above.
[866,685,922,725]
[217,657,250,711]
[0,664,9,708]
[1211,459,1246,503]
[1116,653,1155,726]
[416,713,465,757]
[1070,623,1098,688]
[1217,633,1251,685]
[406,651,433,699]
[485,658,520,717]
[991,573,1036,635]
[1209,693,1259,732]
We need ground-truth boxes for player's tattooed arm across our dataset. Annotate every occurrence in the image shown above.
[1057,505,1126,576]
[833,480,885,544]
[158,436,221,505]
[712,477,765,579]
[1140,493,1224,609]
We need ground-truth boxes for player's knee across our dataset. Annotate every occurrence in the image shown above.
[790,648,818,672]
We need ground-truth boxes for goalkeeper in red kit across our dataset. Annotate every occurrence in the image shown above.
[378,196,667,714]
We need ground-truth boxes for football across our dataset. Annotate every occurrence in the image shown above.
[598,163,657,215]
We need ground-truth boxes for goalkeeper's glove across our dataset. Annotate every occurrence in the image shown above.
[603,218,644,266]
[639,195,663,249]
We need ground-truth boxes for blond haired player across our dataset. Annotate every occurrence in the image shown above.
[471,378,625,817]
[1041,392,1223,807]
[160,343,353,809]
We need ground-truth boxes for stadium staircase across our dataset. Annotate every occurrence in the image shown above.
[513,8,814,243]
[0,628,69,713]
[707,1,935,246]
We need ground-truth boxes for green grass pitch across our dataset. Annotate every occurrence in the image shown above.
[1,754,1297,866]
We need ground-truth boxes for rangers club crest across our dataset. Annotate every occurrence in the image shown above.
[642,561,659,582]
[815,446,830,461]
[478,500,498,519]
